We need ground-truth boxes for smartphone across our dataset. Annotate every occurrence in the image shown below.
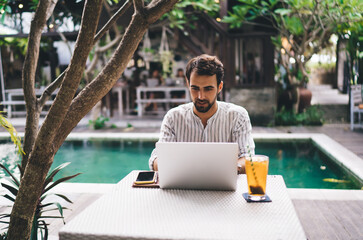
[134,171,157,185]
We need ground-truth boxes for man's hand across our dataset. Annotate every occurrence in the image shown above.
[153,158,158,171]
[237,157,246,174]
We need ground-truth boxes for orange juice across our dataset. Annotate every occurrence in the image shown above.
[245,155,269,201]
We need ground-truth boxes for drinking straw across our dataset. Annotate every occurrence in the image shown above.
[247,145,259,185]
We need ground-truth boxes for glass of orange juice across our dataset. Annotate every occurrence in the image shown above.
[245,155,269,201]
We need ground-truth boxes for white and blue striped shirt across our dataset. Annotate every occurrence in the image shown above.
[149,101,255,170]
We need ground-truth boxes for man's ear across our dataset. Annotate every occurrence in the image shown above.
[185,78,189,86]
[218,81,224,94]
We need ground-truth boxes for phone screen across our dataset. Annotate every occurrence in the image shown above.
[136,171,156,182]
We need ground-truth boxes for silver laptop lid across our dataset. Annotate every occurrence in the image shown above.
[156,142,238,191]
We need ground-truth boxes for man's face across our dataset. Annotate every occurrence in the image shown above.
[188,71,223,113]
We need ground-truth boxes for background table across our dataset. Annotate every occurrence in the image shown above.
[136,86,190,116]
[59,171,306,240]
[112,84,129,116]
[1,88,58,117]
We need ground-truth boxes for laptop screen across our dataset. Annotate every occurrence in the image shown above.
[156,142,238,191]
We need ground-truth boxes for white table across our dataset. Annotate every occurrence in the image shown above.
[112,85,130,116]
[136,86,190,117]
[1,88,58,117]
[59,171,306,240]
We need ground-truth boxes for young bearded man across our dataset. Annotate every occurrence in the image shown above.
[149,54,255,174]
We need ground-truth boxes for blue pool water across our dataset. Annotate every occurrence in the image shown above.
[0,140,361,189]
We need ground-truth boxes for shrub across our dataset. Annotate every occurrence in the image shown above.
[88,115,109,129]
[273,105,324,126]
[0,163,80,239]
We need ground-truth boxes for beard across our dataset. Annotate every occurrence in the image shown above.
[193,96,217,113]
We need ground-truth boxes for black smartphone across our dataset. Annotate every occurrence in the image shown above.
[134,171,157,185]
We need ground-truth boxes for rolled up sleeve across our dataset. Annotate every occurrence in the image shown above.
[232,111,255,158]
[148,112,176,170]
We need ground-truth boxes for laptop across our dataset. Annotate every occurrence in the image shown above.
[156,142,238,191]
[146,78,159,87]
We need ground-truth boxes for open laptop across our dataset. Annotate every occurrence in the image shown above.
[156,142,238,191]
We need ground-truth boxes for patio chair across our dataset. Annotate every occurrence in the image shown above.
[350,84,363,130]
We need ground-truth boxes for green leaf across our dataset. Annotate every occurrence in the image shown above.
[43,173,81,194]
[0,164,20,186]
[44,162,71,188]
[0,214,11,219]
[30,215,38,240]
[4,176,19,189]
[54,193,73,203]
[39,202,55,208]
[39,202,65,224]
[54,202,64,218]
[284,16,304,35]
[17,164,24,179]
[274,8,292,15]
[40,207,68,214]
[38,216,64,219]
[0,114,24,156]
[39,220,48,240]
[0,13,5,24]
[261,1,269,6]
[1,183,18,197]
[3,194,15,203]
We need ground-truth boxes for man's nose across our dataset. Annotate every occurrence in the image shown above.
[198,90,205,99]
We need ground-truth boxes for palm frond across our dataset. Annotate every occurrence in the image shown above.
[44,162,71,188]
[43,173,81,194]
[1,183,18,197]
[0,164,20,187]
[0,113,24,156]
[54,193,73,204]
[2,194,15,203]
[38,220,48,240]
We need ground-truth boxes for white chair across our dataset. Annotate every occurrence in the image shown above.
[350,84,363,130]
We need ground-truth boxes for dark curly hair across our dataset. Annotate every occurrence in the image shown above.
[185,54,224,86]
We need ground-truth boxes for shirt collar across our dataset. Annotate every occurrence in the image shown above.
[190,101,220,124]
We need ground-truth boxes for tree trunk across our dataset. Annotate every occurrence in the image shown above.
[7,1,103,239]
[6,0,179,239]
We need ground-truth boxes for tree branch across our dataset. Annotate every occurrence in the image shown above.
[36,0,103,149]
[103,1,122,36]
[45,0,59,21]
[54,0,179,150]
[94,0,132,43]
[146,0,178,23]
[97,34,122,53]
[134,0,145,14]
[38,0,132,106]
[21,0,54,170]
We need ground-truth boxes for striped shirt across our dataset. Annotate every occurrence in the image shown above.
[149,101,255,170]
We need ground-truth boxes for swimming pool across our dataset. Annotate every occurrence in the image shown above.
[0,133,362,189]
